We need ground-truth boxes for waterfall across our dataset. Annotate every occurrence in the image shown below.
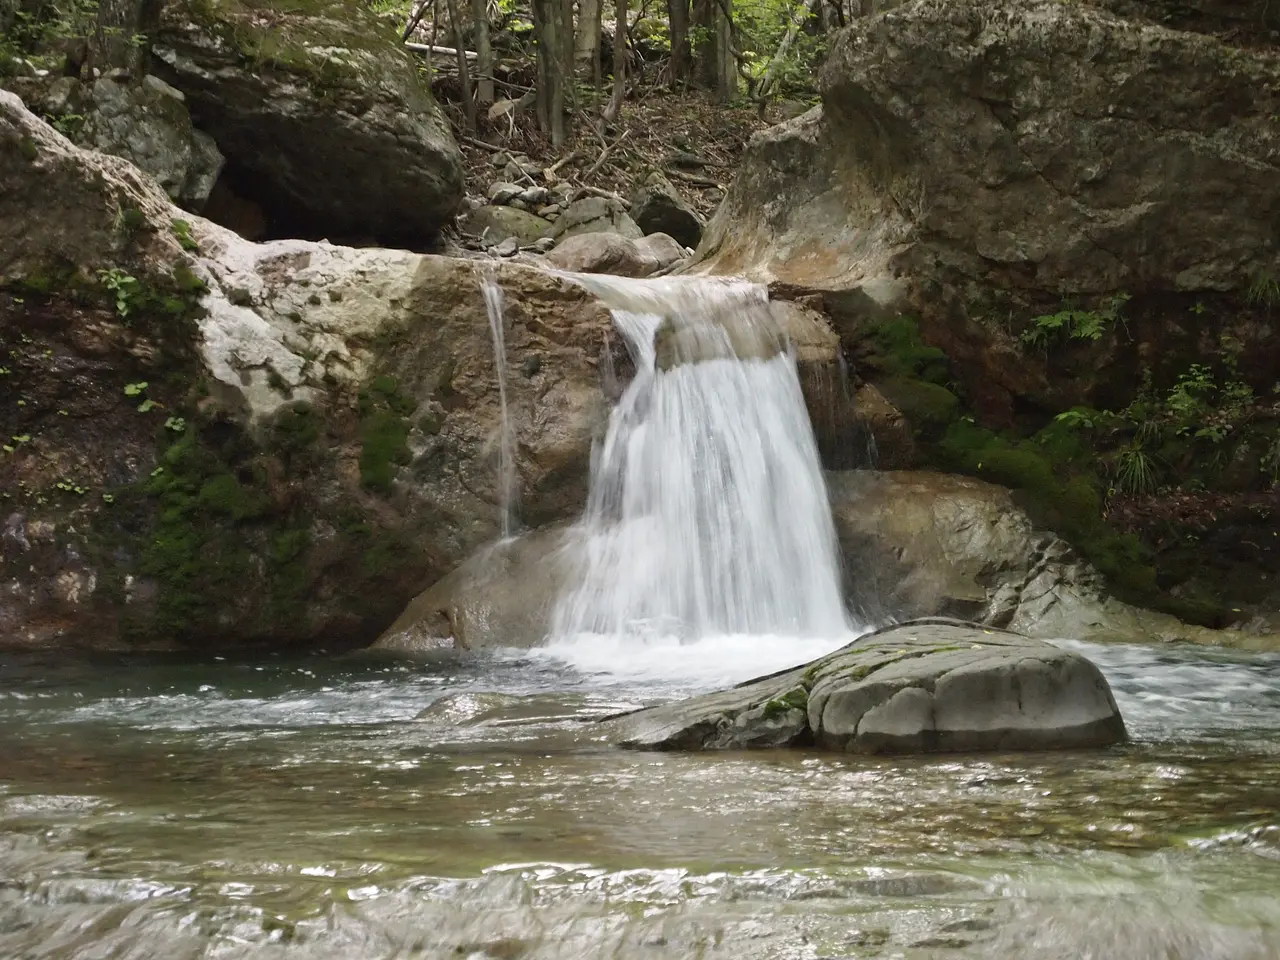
[481,275,518,539]
[550,274,849,643]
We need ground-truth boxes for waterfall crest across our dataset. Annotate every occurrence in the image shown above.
[550,274,849,642]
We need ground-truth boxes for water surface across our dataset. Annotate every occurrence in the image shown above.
[2,638,1279,959]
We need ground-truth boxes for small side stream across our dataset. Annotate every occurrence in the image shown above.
[2,639,1278,959]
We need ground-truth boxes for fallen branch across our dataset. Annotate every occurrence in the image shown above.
[665,168,726,190]
[405,42,479,60]
[462,135,506,152]
[545,151,582,179]
[585,128,631,179]
[571,184,631,208]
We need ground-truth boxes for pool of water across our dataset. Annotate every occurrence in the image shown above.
[2,636,1279,959]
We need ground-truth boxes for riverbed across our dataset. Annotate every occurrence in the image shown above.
[2,636,1279,959]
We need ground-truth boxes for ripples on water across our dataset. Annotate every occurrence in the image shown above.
[2,638,1279,959]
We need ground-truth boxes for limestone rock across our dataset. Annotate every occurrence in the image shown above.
[0,91,606,652]
[151,0,463,246]
[608,619,1127,753]
[373,525,576,653]
[80,75,224,209]
[543,231,685,278]
[551,196,643,242]
[630,171,704,249]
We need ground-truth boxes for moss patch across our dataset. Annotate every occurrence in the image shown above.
[358,375,415,492]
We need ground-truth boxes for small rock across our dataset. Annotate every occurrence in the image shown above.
[527,237,556,253]
[544,212,559,222]
[520,186,550,205]
[521,356,541,377]
[487,181,522,204]
[508,198,529,211]
[537,203,561,217]
[491,237,519,257]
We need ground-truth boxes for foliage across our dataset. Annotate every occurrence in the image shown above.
[1020,294,1129,349]
[99,268,144,319]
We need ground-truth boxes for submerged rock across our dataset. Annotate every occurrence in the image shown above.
[608,619,1126,753]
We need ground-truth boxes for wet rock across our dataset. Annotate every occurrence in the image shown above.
[630,171,704,249]
[374,526,577,653]
[607,619,1127,753]
[491,236,519,257]
[551,196,643,242]
[151,0,463,246]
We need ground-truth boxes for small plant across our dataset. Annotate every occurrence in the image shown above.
[1054,407,1100,430]
[99,268,143,318]
[1021,294,1130,348]
[124,381,148,397]
[137,398,156,413]
[102,492,115,504]
[1247,271,1279,311]
[49,112,86,138]
[1166,364,1216,418]
[170,219,199,253]
[164,416,186,432]
[1111,446,1161,496]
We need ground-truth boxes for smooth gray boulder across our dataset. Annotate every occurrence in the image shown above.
[544,231,685,278]
[607,619,1126,753]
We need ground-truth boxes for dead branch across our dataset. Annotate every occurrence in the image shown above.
[665,168,725,190]
[462,135,507,151]
[405,42,479,60]
[585,127,632,178]
[572,184,632,207]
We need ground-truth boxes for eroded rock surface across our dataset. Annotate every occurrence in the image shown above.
[0,91,606,651]
[608,619,1126,753]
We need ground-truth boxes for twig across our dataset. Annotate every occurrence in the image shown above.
[462,135,506,152]
[665,168,725,190]
[585,128,631,178]
[545,151,582,177]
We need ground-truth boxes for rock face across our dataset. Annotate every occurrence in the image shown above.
[0,91,607,652]
[151,0,464,246]
[692,0,1279,419]
[80,76,224,209]
[630,172,703,249]
[699,0,1277,296]
[608,619,1127,753]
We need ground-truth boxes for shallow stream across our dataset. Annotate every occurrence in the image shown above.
[2,636,1279,959]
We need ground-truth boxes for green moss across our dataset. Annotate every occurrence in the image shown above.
[864,315,949,384]
[359,411,410,491]
[880,377,960,430]
[760,687,809,720]
[18,135,38,162]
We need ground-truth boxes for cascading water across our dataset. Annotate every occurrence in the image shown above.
[481,275,518,539]
[550,273,850,644]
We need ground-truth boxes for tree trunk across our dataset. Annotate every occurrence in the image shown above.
[754,0,815,102]
[469,0,494,104]
[558,0,575,119]
[533,0,567,144]
[444,0,476,131]
[602,0,626,122]
[576,0,603,93]
[693,0,734,100]
[88,0,159,76]
[667,0,690,88]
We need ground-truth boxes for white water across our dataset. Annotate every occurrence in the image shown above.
[481,275,518,538]
[548,274,851,649]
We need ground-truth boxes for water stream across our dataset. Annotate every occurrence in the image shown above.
[481,275,518,539]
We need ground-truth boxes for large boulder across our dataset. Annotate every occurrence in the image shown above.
[150,0,464,246]
[630,172,703,249]
[608,619,1127,753]
[0,91,607,652]
[458,205,554,248]
[692,0,1280,416]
